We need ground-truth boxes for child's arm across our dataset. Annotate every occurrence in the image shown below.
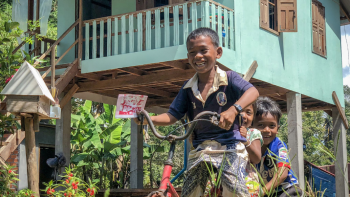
[134,113,177,126]
[219,87,259,130]
[262,167,289,195]
[239,127,261,164]
[246,140,261,164]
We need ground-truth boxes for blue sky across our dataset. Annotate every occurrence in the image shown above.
[342,24,350,86]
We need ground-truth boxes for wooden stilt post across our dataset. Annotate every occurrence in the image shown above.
[130,121,143,188]
[55,94,72,174]
[25,116,39,196]
[286,92,304,189]
[332,106,349,197]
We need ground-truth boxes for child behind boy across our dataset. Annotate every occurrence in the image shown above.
[135,27,259,197]
[254,97,302,197]
[239,103,263,196]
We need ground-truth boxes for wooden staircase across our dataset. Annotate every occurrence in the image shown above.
[0,129,25,166]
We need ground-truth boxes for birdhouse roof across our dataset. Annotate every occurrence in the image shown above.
[1,61,55,102]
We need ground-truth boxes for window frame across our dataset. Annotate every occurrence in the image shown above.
[260,0,298,35]
[311,0,327,58]
[260,0,280,35]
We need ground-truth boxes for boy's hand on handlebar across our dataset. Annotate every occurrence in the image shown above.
[239,126,247,138]
[133,117,149,125]
[133,111,149,125]
[218,106,238,130]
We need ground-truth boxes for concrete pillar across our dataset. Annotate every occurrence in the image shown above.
[55,95,71,174]
[332,107,349,197]
[130,121,143,188]
[286,92,304,189]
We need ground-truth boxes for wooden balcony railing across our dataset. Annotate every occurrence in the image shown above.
[82,0,234,60]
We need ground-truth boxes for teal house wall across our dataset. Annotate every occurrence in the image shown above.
[231,0,344,106]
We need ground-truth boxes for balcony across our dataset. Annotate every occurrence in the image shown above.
[81,0,234,73]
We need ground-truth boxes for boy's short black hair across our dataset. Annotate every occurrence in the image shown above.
[186,27,220,48]
[255,97,282,124]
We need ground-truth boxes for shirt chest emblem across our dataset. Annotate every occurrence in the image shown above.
[216,92,227,106]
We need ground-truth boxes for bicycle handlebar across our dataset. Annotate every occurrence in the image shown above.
[139,109,221,141]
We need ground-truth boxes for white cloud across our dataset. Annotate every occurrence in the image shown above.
[342,24,350,86]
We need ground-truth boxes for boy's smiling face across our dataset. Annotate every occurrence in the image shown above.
[187,35,222,74]
[254,112,280,145]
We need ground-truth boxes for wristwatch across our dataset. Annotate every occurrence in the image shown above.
[233,104,243,113]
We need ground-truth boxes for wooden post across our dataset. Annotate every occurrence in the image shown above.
[286,92,304,189]
[130,121,143,188]
[25,116,39,196]
[55,94,72,174]
[332,106,349,197]
[78,0,83,64]
[34,0,40,56]
[51,47,56,98]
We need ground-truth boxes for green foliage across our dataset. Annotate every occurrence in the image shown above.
[277,111,334,166]
[70,101,132,189]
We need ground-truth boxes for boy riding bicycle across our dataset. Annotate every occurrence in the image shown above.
[136,28,259,197]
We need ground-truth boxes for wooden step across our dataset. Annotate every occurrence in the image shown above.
[37,63,72,72]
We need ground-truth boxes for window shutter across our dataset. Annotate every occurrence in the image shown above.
[318,4,326,56]
[312,0,319,53]
[277,0,298,32]
[260,0,269,29]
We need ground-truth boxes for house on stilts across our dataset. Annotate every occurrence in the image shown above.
[1,0,350,196]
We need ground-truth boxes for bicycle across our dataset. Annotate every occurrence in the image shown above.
[138,110,222,197]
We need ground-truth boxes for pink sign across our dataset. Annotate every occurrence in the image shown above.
[115,94,148,118]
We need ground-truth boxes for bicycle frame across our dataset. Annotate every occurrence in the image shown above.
[139,110,221,197]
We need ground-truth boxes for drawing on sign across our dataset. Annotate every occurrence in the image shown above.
[115,94,148,118]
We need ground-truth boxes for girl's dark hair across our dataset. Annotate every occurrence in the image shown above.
[186,27,220,48]
[255,96,282,124]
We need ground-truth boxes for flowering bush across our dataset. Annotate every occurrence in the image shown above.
[42,167,99,197]
[0,164,36,197]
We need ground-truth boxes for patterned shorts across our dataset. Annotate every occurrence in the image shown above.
[181,140,250,197]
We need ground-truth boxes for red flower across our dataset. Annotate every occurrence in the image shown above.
[5,76,13,84]
[8,170,12,173]
[90,190,95,196]
[46,188,53,195]
[64,193,67,196]
[15,69,18,72]
[68,176,71,180]
[73,185,78,190]
[76,181,79,185]
[66,179,69,184]
[69,173,73,177]
[87,188,91,192]
[72,182,76,187]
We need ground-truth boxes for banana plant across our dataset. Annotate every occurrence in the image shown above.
[70,101,150,189]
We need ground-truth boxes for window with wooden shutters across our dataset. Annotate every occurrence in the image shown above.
[260,0,298,34]
[312,0,326,57]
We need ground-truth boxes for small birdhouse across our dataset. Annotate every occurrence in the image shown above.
[1,61,59,119]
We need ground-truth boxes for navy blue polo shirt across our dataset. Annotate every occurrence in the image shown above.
[256,137,298,191]
[168,66,253,148]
